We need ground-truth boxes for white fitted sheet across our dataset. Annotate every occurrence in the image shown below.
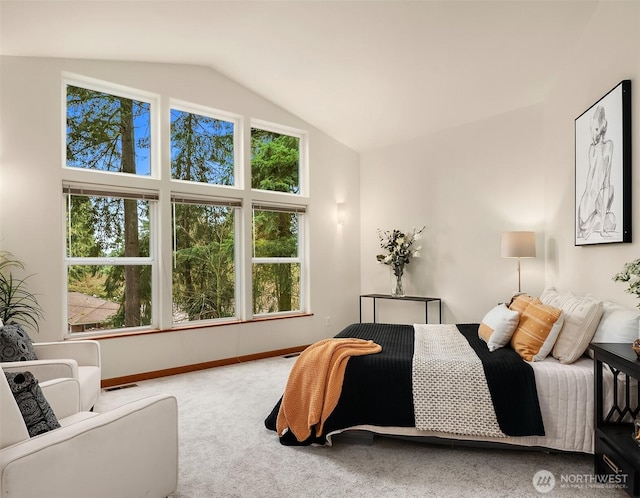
[328,354,595,453]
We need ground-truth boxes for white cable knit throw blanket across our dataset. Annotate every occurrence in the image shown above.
[412,324,506,437]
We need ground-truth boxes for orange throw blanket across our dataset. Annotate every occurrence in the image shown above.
[276,338,382,442]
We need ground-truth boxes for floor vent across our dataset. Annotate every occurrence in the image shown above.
[105,383,139,392]
[283,353,301,359]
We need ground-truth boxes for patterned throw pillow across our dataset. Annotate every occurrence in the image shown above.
[509,295,564,361]
[0,324,38,362]
[4,371,60,437]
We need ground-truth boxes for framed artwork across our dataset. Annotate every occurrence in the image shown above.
[575,80,632,246]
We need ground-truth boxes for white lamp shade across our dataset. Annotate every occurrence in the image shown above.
[501,231,536,258]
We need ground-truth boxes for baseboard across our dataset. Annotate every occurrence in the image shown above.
[101,344,309,388]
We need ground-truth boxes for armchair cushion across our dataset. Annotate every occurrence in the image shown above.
[0,325,37,362]
[39,378,81,420]
[0,369,30,447]
[4,371,60,437]
[1,394,178,498]
[1,340,101,411]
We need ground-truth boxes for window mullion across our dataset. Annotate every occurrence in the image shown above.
[252,257,301,264]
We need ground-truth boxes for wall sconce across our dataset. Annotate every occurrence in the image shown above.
[501,231,536,293]
[336,202,346,226]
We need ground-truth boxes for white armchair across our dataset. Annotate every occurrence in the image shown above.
[0,370,178,498]
[1,340,101,411]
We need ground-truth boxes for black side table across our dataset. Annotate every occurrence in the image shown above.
[590,342,640,496]
[359,294,442,324]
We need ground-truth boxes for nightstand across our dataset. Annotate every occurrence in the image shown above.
[590,342,640,497]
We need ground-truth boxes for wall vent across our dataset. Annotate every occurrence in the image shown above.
[104,383,139,392]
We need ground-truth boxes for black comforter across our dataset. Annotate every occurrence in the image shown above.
[265,323,544,445]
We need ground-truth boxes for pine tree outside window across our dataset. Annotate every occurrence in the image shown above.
[252,206,303,315]
[65,190,155,333]
[170,105,236,186]
[172,198,238,324]
[63,76,308,337]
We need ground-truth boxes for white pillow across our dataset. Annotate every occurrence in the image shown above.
[540,287,605,363]
[539,287,574,309]
[478,304,520,352]
[591,301,640,344]
[551,296,604,364]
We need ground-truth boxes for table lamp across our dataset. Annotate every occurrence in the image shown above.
[501,231,536,293]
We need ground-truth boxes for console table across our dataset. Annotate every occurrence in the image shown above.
[359,294,442,324]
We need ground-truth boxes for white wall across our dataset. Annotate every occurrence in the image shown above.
[0,56,361,379]
[360,0,640,322]
[543,0,640,307]
[360,104,546,324]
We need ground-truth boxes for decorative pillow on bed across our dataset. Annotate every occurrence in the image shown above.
[478,304,520,351]
[591,301,640,345]
[551,296,603,364]
[508,294,536,315]
[0,324,38,362]
[509,295,564,361]
[4,371,60,437]
[539,287,574,309]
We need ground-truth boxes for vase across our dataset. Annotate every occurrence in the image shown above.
[391,267,405,298]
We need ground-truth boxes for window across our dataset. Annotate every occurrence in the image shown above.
[66,85,151,175]
[65,190,155,333]
[172,198,238,323]
[63,76,308,336]
[252,206,304,315]
[251,127,301,194]
[171,106,236,185]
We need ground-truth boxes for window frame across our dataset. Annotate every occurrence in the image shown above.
[251,204,307,318]
[61,75,310,338]
[63,186,159,335]
[170,195,242,326]
[169,99,242,189]
[63,73,160,180]
[250,119,309,198]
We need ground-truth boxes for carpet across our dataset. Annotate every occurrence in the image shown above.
[95,355,625,497]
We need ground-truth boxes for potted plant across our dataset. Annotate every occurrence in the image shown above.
[0,251,44,332]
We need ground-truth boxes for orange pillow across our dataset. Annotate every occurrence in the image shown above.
[509,295,564,362]
[508,294,535,314]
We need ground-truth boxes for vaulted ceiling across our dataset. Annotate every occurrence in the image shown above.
[0,1,599,152]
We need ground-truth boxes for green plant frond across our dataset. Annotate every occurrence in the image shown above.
[0,258,43,333]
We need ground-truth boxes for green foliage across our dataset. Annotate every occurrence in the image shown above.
[66,86,303,330]
[251,129,299,193]
[252,210,299,313]
[0,252,44,332]
[66,84,149,329]
[172,204,236,321]
[66,85,149,174]
[613,259,640,308]
[250,129,301,313]
[252,263,300,314]
[171,110,234,185]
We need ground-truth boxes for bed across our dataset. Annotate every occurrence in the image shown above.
[265,290,640,454]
